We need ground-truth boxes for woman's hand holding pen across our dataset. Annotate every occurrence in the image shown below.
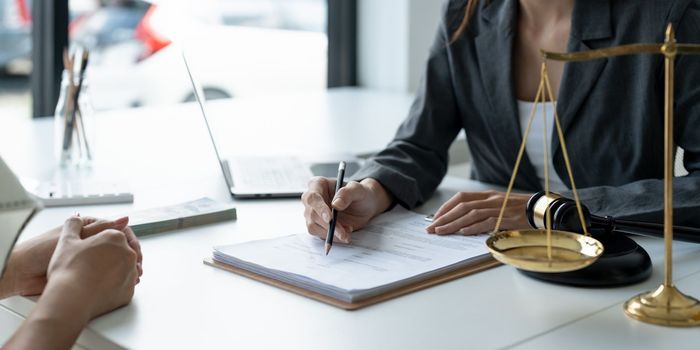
[302,177,393,244]
[426,191,531,235]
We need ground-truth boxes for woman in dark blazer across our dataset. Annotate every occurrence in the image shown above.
[302,0,700,243]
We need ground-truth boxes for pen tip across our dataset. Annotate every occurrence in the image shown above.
[324,243,331,255]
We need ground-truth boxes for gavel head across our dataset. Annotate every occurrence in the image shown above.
[526,191,592,234]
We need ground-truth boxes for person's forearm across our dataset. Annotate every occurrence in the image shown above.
[0,274,15,299]
[0,253,20,299]
[3,276,92,350]
[0,249,47,299]
[562,175,700,226]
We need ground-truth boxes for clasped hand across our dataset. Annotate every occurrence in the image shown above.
[2,216,142,308]
[46,216,141,319]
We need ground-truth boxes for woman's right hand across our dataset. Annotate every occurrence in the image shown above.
[302,177,394,244]
[47,216,138,321]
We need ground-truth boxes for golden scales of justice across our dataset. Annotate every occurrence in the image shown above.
[485,24,700,327]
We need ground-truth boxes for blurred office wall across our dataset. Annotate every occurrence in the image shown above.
[357,0,441,93]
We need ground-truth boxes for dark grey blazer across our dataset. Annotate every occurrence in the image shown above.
[352,0,700,226]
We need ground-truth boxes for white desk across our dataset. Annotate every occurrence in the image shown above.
[1,88,700,349]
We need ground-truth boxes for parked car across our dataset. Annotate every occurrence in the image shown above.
[70,0,150,52]
[78,0,327,110]
[0,0,31,72]
[0,0,104,74]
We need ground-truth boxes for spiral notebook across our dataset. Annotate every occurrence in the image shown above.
[0,158,41,279]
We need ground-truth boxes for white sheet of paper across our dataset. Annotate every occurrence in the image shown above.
[213,208,489,302]
[0,158,40,278]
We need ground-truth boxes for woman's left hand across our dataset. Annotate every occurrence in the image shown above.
[426,191,532,235]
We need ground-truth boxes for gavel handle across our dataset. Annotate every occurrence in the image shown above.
[610,217,700,243]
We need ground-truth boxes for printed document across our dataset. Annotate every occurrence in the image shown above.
[213,208,490,303]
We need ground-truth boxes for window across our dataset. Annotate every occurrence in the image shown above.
[68,0,329,111]
[0,0,32,122]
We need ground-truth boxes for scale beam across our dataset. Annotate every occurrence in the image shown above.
[541,43,700,61]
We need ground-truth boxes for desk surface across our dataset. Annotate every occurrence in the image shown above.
[1,88,700,350]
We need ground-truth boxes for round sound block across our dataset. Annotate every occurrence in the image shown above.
[519,231,651,287]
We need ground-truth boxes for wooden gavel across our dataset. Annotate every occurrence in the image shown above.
[526,191,700,243]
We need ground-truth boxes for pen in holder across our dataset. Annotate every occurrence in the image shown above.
[54,47,95,167]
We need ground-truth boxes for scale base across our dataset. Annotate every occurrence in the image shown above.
[519,231,651,287]
[624,284,700,327]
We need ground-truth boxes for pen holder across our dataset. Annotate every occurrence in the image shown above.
[54,69,95,167]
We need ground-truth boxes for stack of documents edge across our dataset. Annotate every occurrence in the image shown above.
[129,198,237,237]
[212,208,490,303]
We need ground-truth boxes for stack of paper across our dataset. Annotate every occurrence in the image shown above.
[212,208,490,303]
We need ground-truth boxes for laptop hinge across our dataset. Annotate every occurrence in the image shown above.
[220,159,235,189]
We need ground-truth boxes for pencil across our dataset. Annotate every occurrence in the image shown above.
[325,161,347,255]
[74,49,92,160]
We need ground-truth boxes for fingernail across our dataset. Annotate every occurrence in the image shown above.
[322,212,330,222]
[332,198,344,207]
[115,216,129,224]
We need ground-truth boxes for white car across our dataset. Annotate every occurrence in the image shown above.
[84,0,327,110]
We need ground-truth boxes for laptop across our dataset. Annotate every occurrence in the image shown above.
[182,52,356,198]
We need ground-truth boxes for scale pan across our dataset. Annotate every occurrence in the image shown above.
[486,229,604,273]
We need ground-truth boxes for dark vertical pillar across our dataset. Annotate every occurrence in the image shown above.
[327,0,357,87]
[32,0,69,118]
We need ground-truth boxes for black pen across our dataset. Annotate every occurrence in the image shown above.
[325,161,346,255]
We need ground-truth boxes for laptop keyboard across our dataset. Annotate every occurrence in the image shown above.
[232,157,312,189]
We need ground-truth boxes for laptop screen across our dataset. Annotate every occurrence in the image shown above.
[181,51,234,188]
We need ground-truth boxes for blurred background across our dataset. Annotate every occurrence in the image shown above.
[0,0,441,121]
[1,0,327,115]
